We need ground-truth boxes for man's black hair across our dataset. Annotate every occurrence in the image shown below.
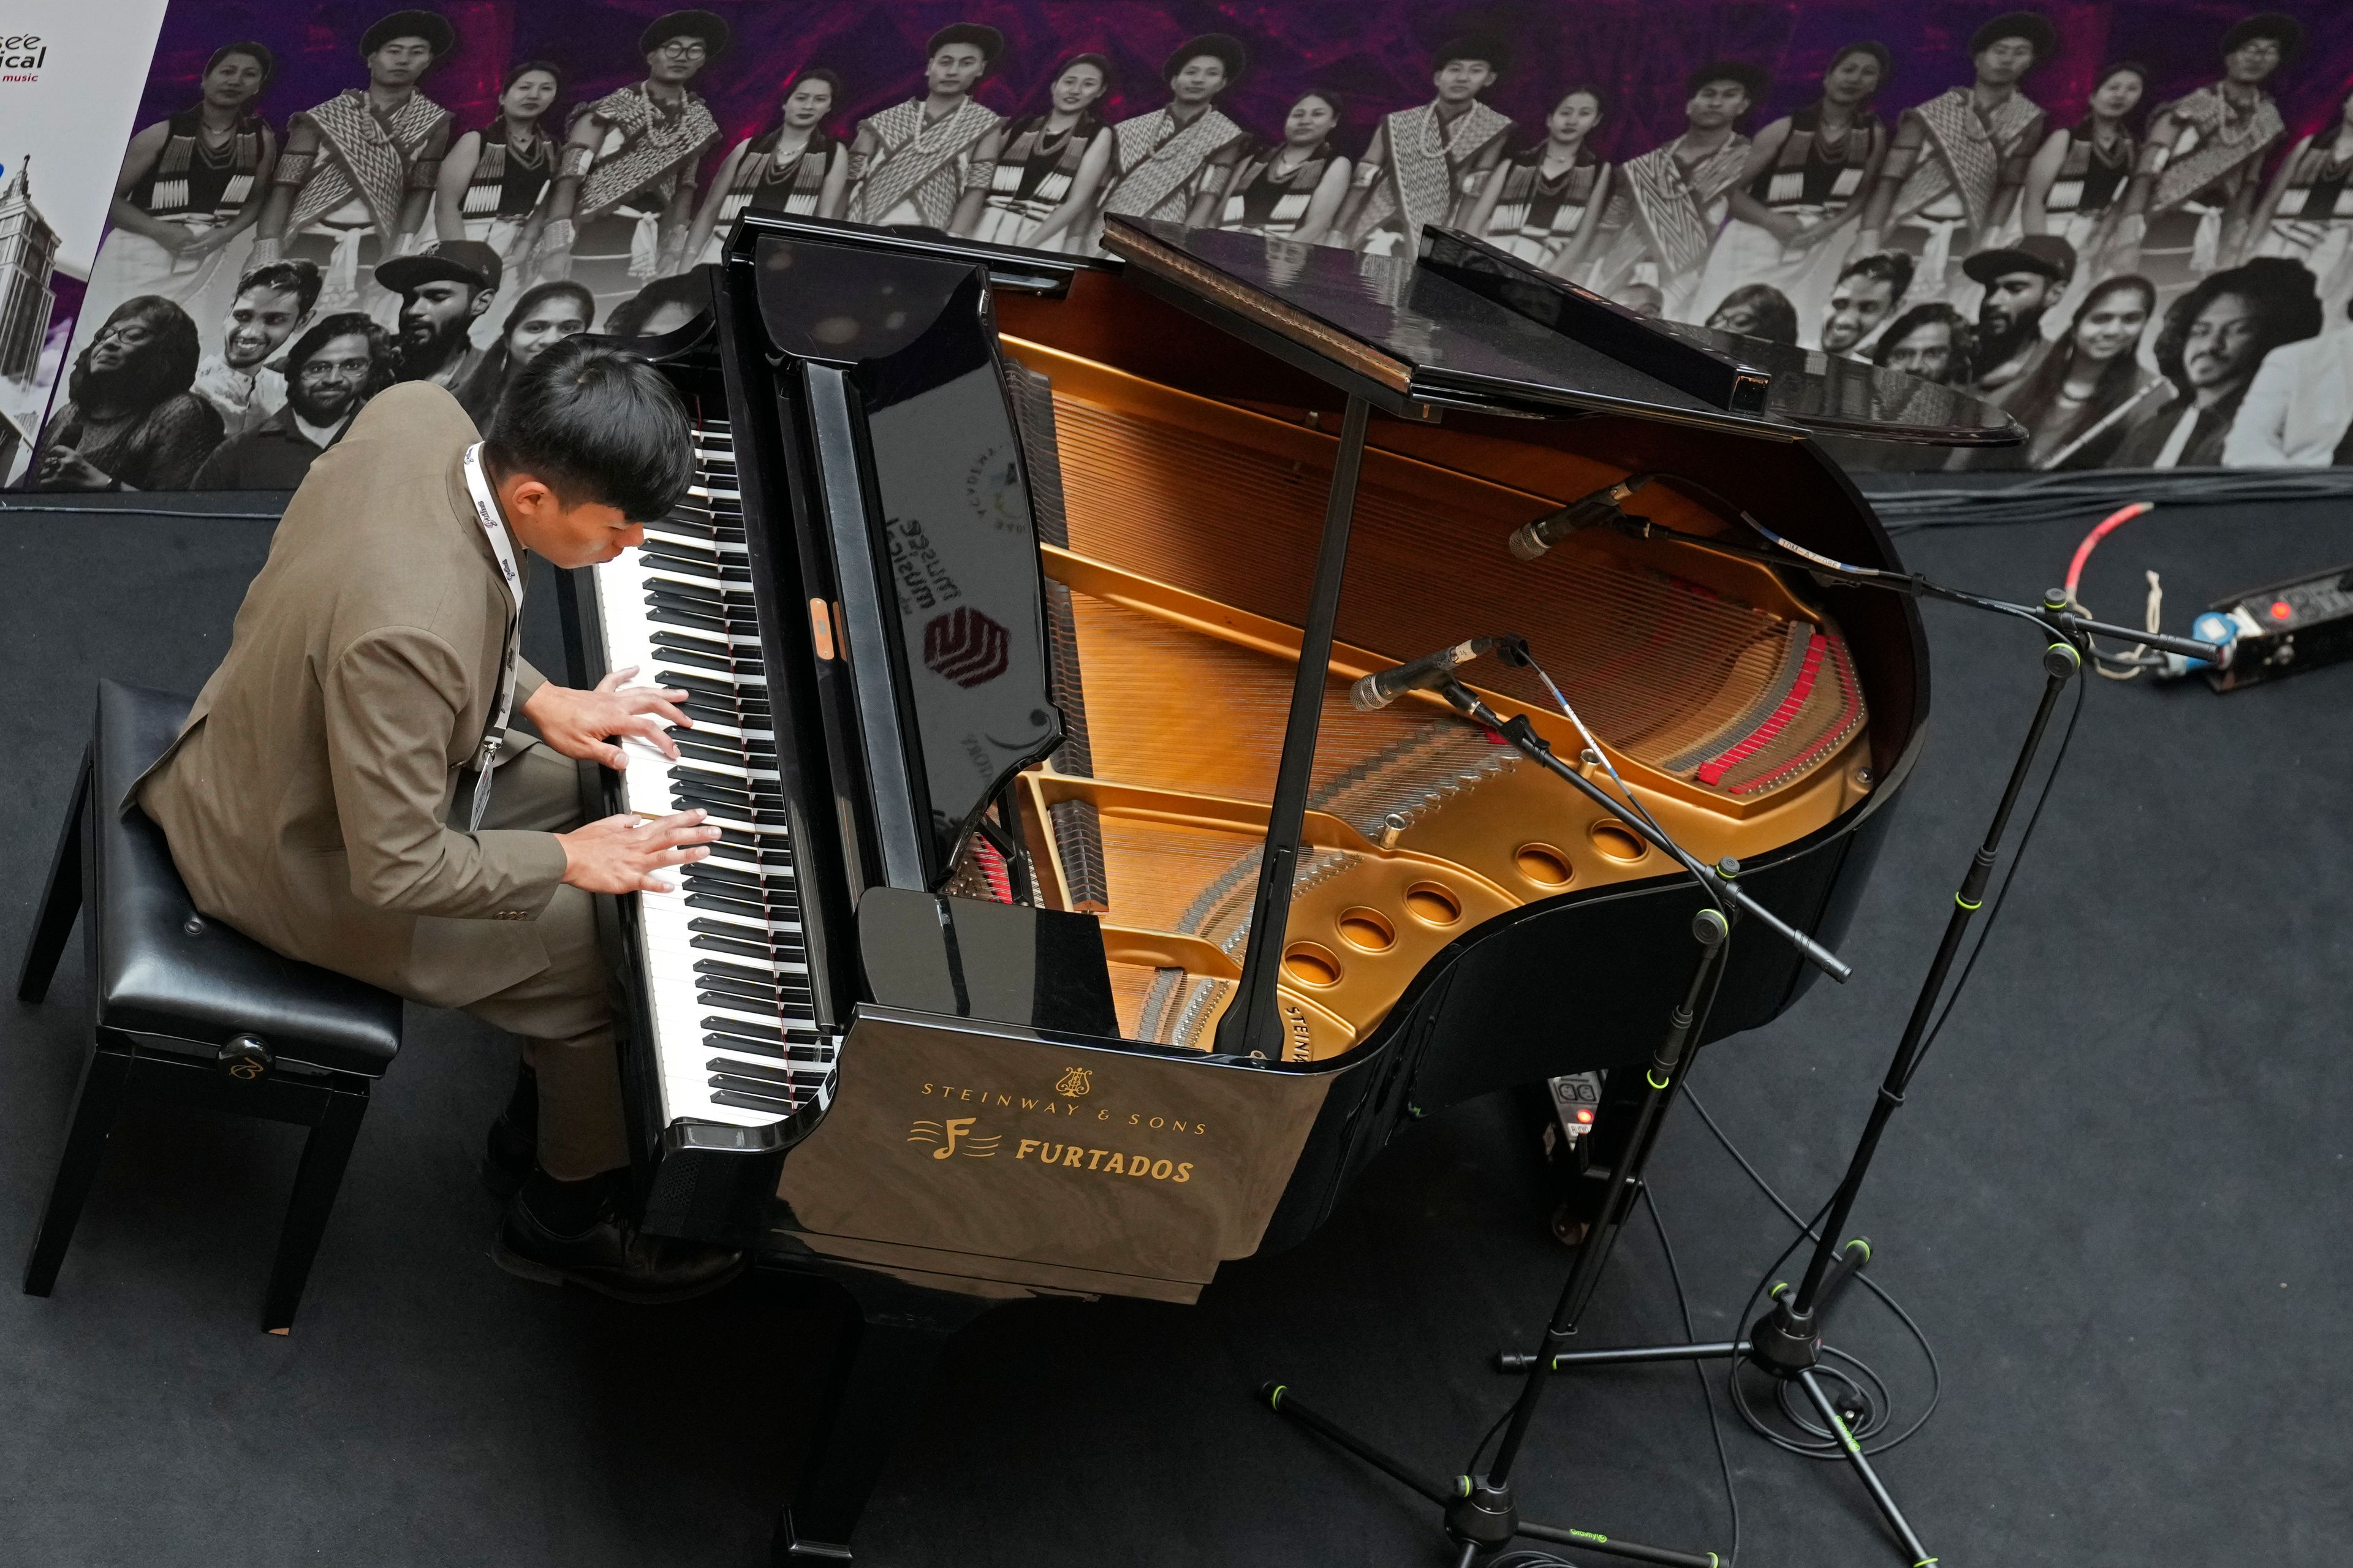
[485,336,692,521]
[237,258,324,317]
[1836,248,1916,299]
[604,272,707,339]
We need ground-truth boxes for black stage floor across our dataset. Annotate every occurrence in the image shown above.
[3,488,2347,1567]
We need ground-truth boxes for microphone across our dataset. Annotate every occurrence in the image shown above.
[1351,637,1506,711]
[1507,474,1653,560]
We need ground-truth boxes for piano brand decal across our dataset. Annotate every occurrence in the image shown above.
[922,604,1011,687]
[884,513,962,613]
[906,1118,1001,1159]
[913,1077,1210,1183]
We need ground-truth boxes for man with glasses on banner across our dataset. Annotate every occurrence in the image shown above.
[531,10,726,316]
[2110,13,2302,290]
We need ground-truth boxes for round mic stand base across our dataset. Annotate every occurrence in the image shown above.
[1495,631,2090,1567]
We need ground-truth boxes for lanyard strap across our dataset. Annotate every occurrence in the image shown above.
[460,442,525,832]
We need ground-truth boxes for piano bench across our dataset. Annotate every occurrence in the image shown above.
[14,680,403,1335]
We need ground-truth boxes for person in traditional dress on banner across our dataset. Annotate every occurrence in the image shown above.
[844,25,1005,233]
[434,62,563,281]
[1461,86,1611,280]
[2245,82,2353,322]
[1852,12,2054,306]
[1697,44,1889,335]
[1091,36,1252,240]
[250,12,457,321]
[2111,13,2300,292]
[81,41,278,357]
[1588,62,1766,321]
[1200,89,1352,244]
[2020,62,2145,268]
[958,54,1112,251]
[687,69,848,266]
[1337,35,1514,258]
[532,10,726,318]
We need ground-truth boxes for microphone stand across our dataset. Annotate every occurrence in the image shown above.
[1261,678,1849,1568]
[1482,508,2229,1566]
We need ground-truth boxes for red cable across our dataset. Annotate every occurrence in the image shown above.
[2062,501,2155,600]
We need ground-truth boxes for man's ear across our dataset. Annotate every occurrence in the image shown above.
[471,288,496,322]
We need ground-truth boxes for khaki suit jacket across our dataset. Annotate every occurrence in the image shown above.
[137,382,570,1008]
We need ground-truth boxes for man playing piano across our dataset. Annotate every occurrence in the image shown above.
[134,338,743,1302]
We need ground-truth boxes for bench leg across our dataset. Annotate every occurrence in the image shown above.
[262,1085,369,1335]
[22,1043,134,1297]
[16,746,91,1004]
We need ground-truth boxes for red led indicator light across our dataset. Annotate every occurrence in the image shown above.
[2270,600,2294,621]
[1575,1108,1594,1124]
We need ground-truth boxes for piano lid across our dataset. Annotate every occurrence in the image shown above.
[1101,218,2023,447]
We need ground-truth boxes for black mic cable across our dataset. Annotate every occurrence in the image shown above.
[1506,474,1654,559]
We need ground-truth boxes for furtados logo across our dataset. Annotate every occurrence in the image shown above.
[0,34,45,79]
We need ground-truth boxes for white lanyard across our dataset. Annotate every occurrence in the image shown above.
[460,442,525,831]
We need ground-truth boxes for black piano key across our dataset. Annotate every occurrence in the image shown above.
[673,737,753,767]
[645,646,737,676]
[708,1059,801,1089]
[685,892,771,921]
[676,698,748,727]
[689,918,804,953]
[691,933,785,961]
[682,862,769,892]
[687,951,790,979]
[648,593,758,630]
[703,1015,785,1044]
[659,671,746,701]
[711,1088,804,1115]
[651,629,736,659]
[684,881,798,915]
[698,982,801,1010]
[649,605,732,635]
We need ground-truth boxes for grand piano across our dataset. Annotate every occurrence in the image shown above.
[554,213,2019,1559]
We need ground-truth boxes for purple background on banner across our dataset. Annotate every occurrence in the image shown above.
[131,2,2353,178]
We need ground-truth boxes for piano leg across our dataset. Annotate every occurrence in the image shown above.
[774,1267,998,1562]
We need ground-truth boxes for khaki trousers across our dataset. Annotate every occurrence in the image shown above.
[455,743,629,1180]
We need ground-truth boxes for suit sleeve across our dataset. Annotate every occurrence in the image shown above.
[515,655,548,705]
[324,626,568,918]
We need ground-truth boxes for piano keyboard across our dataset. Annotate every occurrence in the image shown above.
[589,418,835,1131]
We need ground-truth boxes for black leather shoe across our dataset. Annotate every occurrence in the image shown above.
[481,1111,535,1200]
[493,1199,745,1304]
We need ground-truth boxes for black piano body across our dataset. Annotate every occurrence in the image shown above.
[554,213,2020,1558]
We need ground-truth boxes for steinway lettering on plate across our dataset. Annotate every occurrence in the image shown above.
[884,513,962,613]
[918,1079,1210,1135]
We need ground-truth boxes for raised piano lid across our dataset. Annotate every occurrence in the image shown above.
[744,228,1063,888]
[1100,217,2025,447]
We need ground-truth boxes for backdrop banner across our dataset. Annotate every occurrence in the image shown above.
[14,1,2353,492]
